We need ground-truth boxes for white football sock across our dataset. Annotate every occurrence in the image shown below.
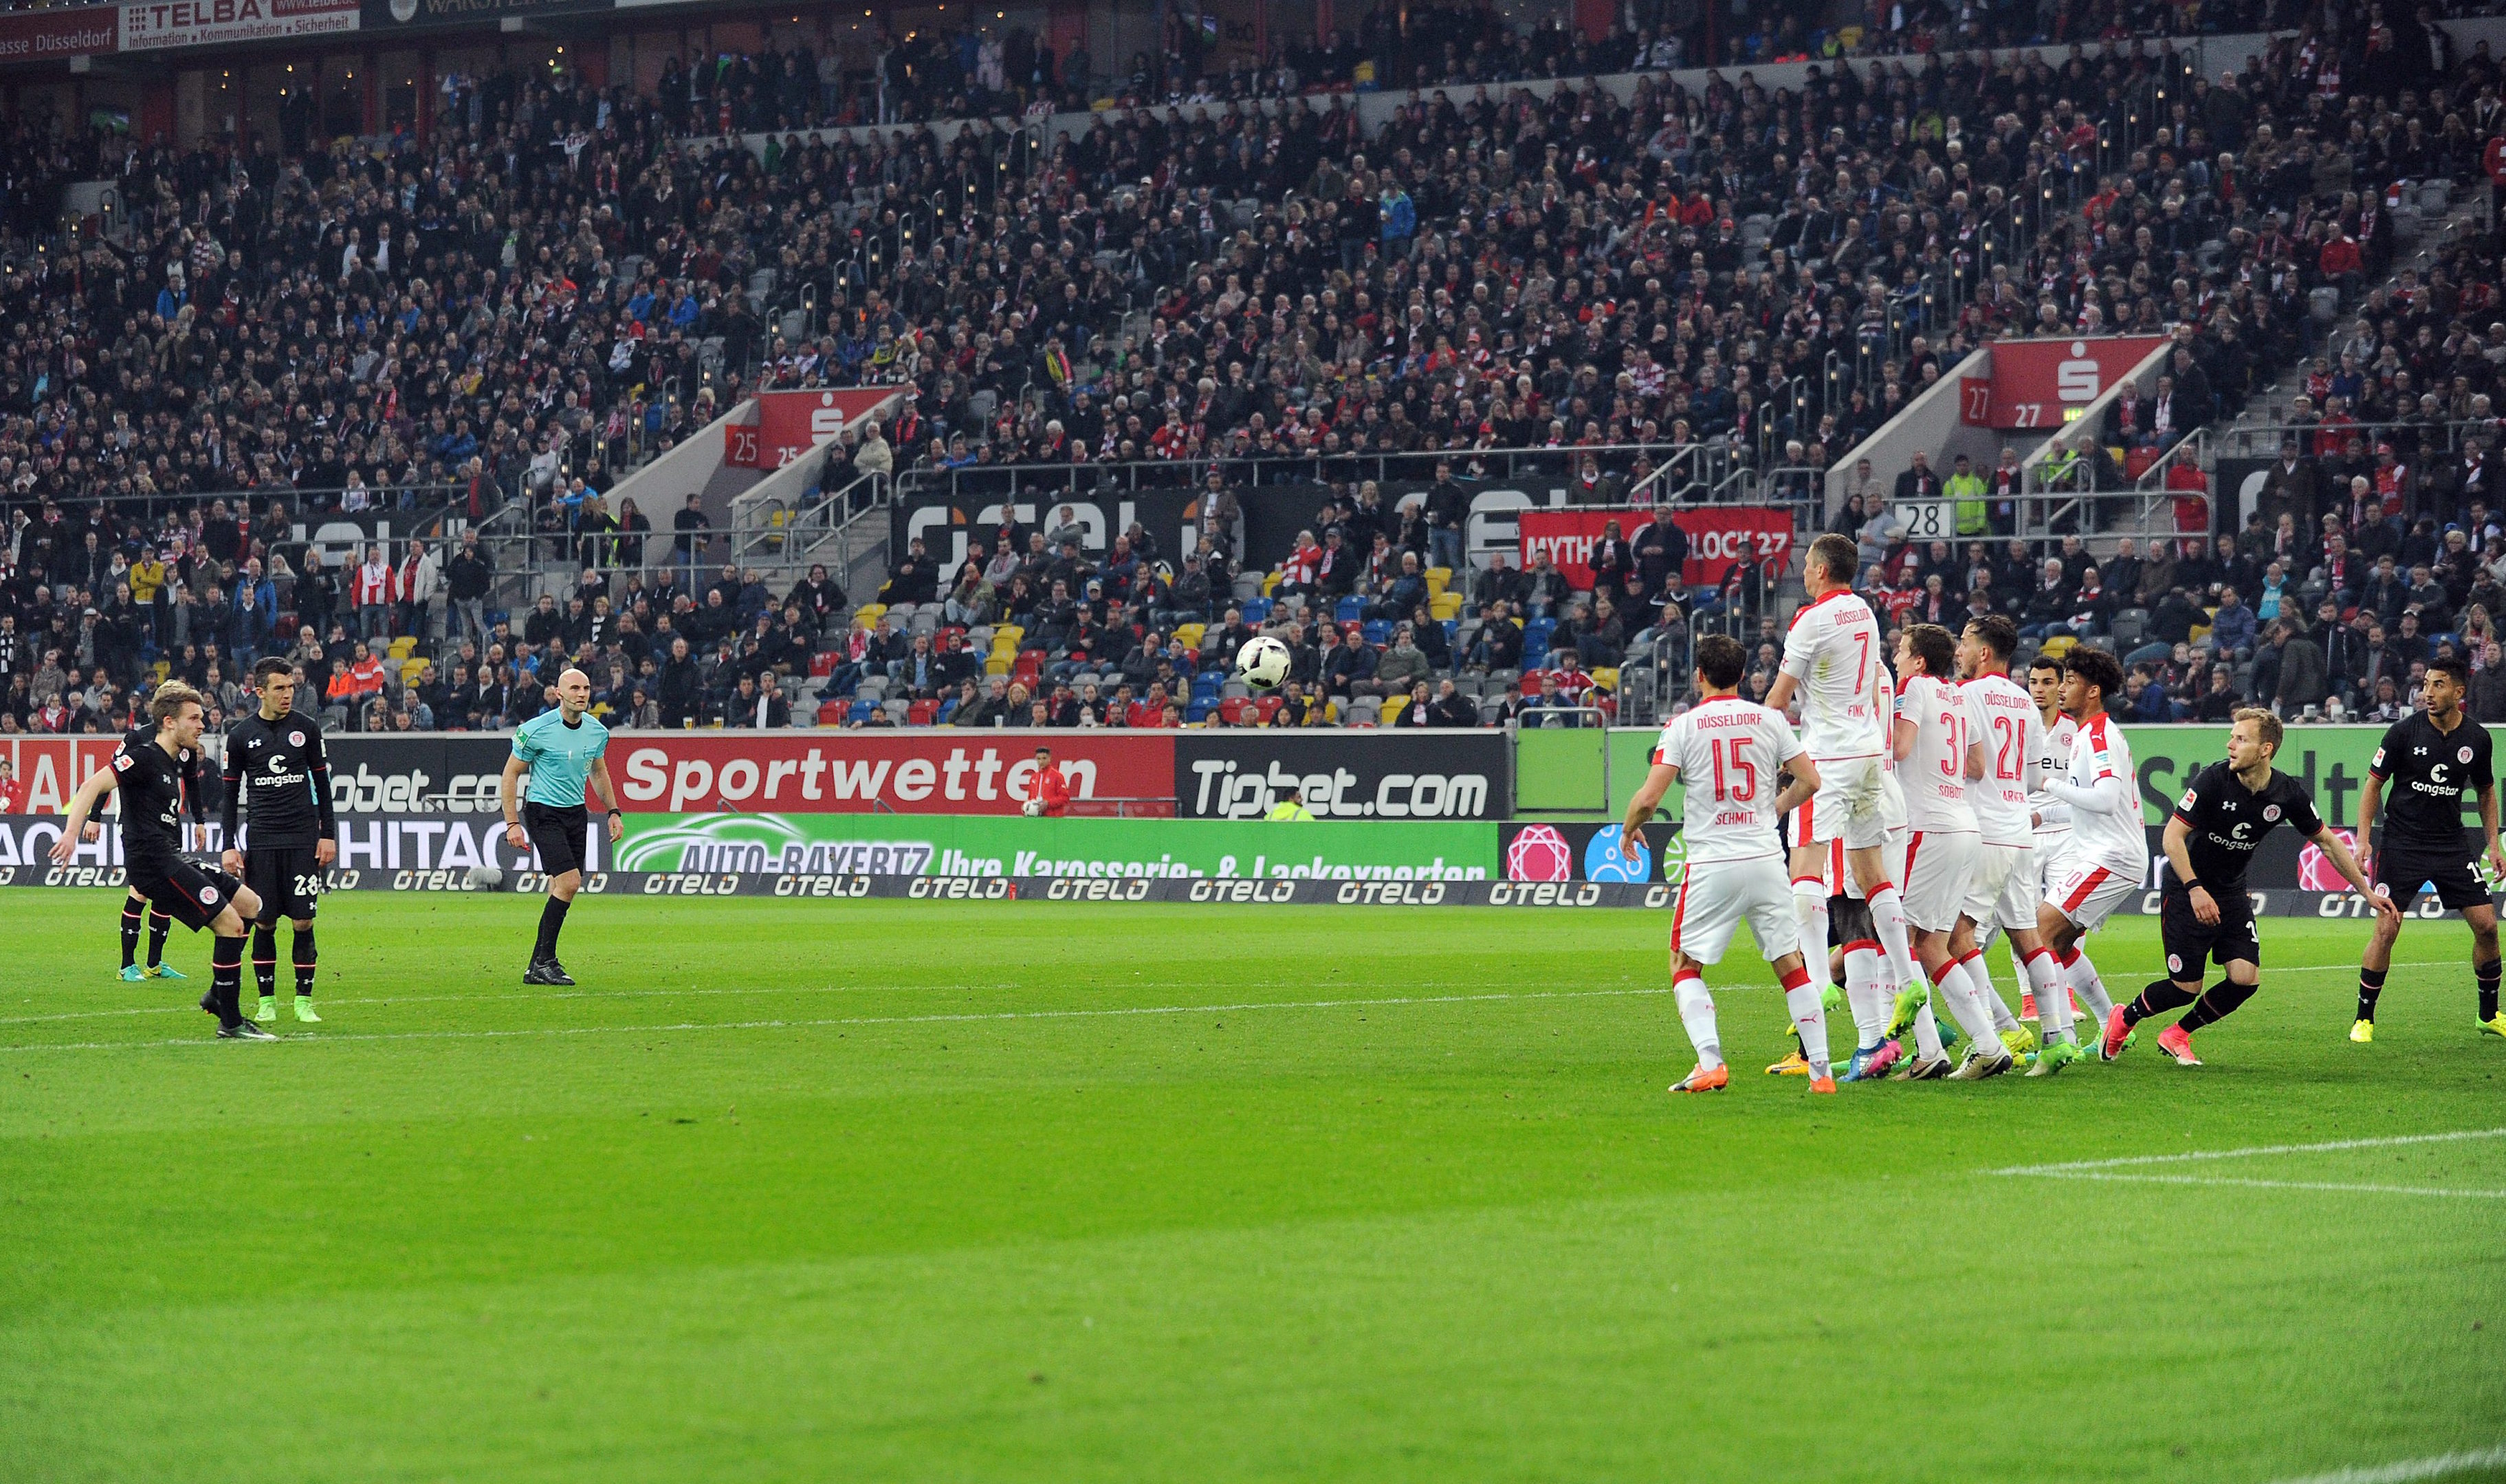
[2027,947,2071,1042]
[1964,952,2021,1032]
[1931,955,2006,1058]
[1867,884,1920,990]
[1781,967,1830,1080]
[1912,1000,1946,1060]
[2065,949,2115,1026]
[1792,879,1832,997]
[1673,971,1722,1070]
[1843,942,1887,1045]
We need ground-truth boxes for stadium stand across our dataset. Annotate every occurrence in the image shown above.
[0,4,2498,738]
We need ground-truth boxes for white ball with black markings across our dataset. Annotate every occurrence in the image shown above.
[1237,635,1291,691]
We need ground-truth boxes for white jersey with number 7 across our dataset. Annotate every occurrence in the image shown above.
[1779,589,1888,759]
[1655,697,1807,863]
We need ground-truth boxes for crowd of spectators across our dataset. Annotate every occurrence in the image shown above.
[0,0,2495,735]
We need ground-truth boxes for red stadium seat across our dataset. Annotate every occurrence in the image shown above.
[810,652,839,677]
[906,699,938,725]
[1255,695,1285,723]
[1218,697,1253,724]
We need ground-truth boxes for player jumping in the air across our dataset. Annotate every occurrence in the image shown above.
[113,711,210,982]
[55,683,273,1039]
[500,667,624,986]
[1882,623,2008,1079]
[2027,648,2143,1076]
[221,658,338,1023]
[1623,635,1834,1093]
[2105,708,2393,1065]
[1763,534,1923,1067]
[2352,655,2506,1041]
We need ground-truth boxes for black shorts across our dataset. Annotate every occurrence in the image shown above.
[130,859,247,933]
[245,845,323,922]
[2160,885,2261,979]
[1827,892,1875,946]
[523,801,591,877]
[2373,841,2491,911]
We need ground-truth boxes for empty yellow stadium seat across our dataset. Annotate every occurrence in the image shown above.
[1174,623,1206,648]
[1429,593,1463,620]
[985,656,1012,676]
[386,637,416,660]
[1262,571,1282,595]
[1382,696,1409,724]
[2040,636,2078,660]
[1592,667,1619,692]
[1425,567,1453,596]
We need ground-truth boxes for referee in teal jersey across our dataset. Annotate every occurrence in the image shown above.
[501,668,624,985]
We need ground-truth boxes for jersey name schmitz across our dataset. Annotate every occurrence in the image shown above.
[2030,709,2078,833]
[1656,698,1805,863]
[1779,590,1887,759]
[1961,674,2041,845]
[1897,674,1980,832]
[2067,713,2146,869]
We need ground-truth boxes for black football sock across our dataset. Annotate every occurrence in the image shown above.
[120,900,144,969]
[2479,959,2501,1022]
[534,896,571,961]
[146,909,171,969]
[2175,979,2256,1034]
[2356,966,2387,1023]
[2126,979,2199,1026]
[293,927,318,997]
[210,935,245,1028]
[251,924,278,1001]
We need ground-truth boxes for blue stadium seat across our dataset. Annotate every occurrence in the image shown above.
[1361,620,1392,645]
[846,700,874,724]
[1334,597,1363,622]
[1241,598,1271,623]
[1187,700,1216,722]
[1192,672,1225,698]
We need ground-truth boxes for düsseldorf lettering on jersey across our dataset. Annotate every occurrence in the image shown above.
[1961,674,2041,845]
[1780,590,1887,758]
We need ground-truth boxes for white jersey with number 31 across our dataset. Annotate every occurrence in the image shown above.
[1779,590,1887,759]
[1656,697,1807,863]
[1895,674,1979,833]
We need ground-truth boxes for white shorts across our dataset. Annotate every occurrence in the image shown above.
[1901,829,1980,933]
[2033,830,2071,891]
[1964,841,2038,932]
[1794,753,1890,851]
[2046,853,2140,933]
[1670,854,1802,966]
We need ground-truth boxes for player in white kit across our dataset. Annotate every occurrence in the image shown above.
[1884,623,2011,1079]
[1622,635,1835,1093]
[2016,655,2080,1021]
[1949,614,2043,1058]
[2029,646,2144,1075]
[1763,534,1925,1059]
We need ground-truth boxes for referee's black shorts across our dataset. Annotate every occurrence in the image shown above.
[244,845,323,922]
[2159,884,2261,980]
[130,859,247,933]
[2373,841,2490,911]
[523,801,592,877]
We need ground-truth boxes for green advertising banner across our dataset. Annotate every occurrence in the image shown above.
[616,814,1500,881]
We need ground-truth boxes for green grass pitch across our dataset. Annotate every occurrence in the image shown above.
[3,888,2503,1483]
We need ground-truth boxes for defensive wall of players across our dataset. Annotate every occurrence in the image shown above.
[0,724,2463,899]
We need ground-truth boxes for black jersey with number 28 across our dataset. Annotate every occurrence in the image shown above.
[2168,762,2323,891]
[2369,713,2494,852]
[221,710,335,848]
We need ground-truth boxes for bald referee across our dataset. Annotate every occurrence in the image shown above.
[501,668,624,985]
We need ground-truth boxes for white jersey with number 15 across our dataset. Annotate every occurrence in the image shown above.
[1779,589,1887,760]
[1655,697,1807,863]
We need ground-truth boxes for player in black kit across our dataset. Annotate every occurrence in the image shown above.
[2353,656,2506,1041]
[112,712,211,982]
[54,682,274,1039]
[221,658,338,1024]
[2103,708,2393,1065]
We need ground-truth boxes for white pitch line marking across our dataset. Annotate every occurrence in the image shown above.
[2264,1443,2506,1484]
[2019,1171,2506,1200]
[1990,1127,2506,1177]
[6,955,2457,1030]
[0,986,1671,1054]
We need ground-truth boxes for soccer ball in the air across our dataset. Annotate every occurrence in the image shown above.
[1238,635,1291,690]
